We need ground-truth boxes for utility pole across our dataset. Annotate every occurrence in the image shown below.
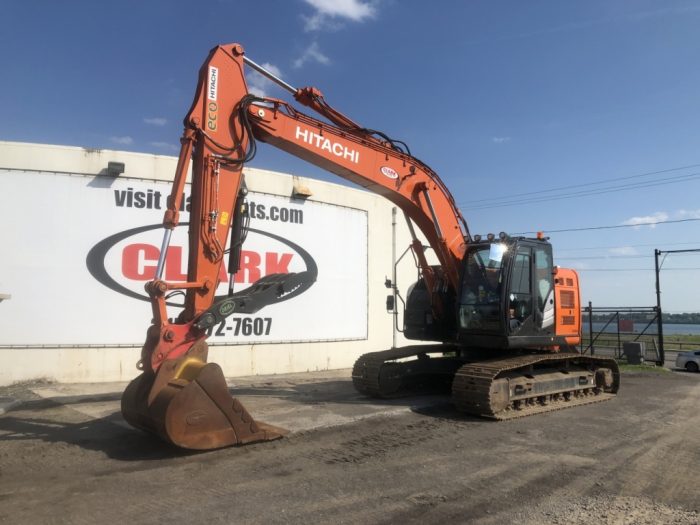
[654,249,664,367]
[654,247,700,367]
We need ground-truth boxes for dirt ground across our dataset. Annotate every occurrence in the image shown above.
[0,369,699,524]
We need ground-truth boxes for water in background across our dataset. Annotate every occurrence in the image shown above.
[588,322,700,335]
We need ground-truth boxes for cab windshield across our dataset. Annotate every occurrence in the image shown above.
[459,244,507,331]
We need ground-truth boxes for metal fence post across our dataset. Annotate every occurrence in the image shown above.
[588,301,594,356]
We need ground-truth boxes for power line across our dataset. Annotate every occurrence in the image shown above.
[513,217,700,235]
[458,163,700,206]
[556,240,700,252]
[461,171,700,210]
[556,255,654,260]
[557,252,699,260]
[461,163,700,204]
[575,267,700,272]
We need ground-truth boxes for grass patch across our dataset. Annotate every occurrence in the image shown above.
[581,332,700,353]
[617,363,670,374]
[666,334,700,344]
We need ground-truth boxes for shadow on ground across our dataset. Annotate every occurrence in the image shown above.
[0,410,187,461]
[0,378,476,460]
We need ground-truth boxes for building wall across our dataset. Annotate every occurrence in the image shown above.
[0,141,433,385]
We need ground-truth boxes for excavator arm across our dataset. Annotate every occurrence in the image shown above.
[121,43,470,450]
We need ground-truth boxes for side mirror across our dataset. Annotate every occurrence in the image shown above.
[386,294,395,312]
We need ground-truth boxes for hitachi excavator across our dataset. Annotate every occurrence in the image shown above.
[121,43,619,450]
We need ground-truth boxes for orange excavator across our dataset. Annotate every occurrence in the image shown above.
[121,43,619,450]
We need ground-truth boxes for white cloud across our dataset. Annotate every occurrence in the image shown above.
[143,117,168,126]
[608,246,638,256]
[492,137,511,144]
[676,209,700,219]
[292,41,331,69]
[567,261,592,270]
[110,136,133,145]
[628,6,700,21]
[248,62,284,97]
[302,0,376,31]
[621,211,669,228]
[150,141,178,152]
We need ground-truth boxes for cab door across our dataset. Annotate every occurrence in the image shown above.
[534,244,555,334]
[507,242,555,337]
[507,245,534,334]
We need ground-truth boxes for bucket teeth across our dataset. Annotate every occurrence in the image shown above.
[122,353,285,450]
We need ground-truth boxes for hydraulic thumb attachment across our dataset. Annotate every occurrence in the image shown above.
[195,271,314,330]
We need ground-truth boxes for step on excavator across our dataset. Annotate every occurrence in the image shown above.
[121,43,619,450]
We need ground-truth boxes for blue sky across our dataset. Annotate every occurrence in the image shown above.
[2,0,700,313]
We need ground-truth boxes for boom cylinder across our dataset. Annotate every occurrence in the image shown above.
[243,56,297,95]
[154,228,173,280]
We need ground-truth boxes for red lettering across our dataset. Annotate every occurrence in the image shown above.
[122,244,187,281]
[265,252,292,275]
[122,245,295,285]
[233,250,261,283]
[164,246,187,281]
[122,243,159,280]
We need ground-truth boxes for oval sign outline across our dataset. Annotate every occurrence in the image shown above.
[85,223,318,306]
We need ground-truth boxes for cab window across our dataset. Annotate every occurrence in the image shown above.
[534,248,553,310]
[508,248,532,330]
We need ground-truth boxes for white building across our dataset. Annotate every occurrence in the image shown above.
[0,141,428,385]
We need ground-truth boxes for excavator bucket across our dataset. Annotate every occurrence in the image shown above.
[121,341,285,450]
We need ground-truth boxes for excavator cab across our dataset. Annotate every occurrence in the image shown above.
[457,236,563,348]
[402,235,563,348]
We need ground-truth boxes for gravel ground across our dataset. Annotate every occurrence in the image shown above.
[524,494,699,524]
[0,369,698,524]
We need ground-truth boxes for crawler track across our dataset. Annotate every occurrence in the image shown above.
[452,353,620,420]
[352,349,620,419]
[352,345,459,398]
